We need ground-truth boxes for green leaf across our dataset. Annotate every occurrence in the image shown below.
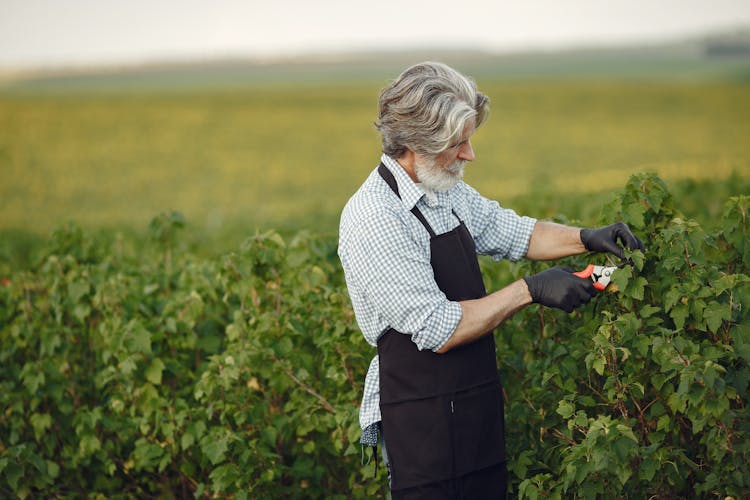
[633,335,651,357]
[556,400,574,419]
[277,337,293,355]
[79,434,101,457]
[21,364,45,393]
[592,356,606,376]
[30,413,52,442]
[67,279,90,304]
[623,203,645,228]
[627,276,648,301]
[210,463,241,493]
[46,460,60,479]
[616,424,638,443]
[510,450,534,481]
[125,321,152,354]
[226,324,241,342]
[302,440,315,453]
[638,304,661,318]
[119,356,137,376]
[262,426,278,448]
[639,457,658,481]
[73,304,91,322]
[145,358,165,385]
[667,392,686,414]
[5,462,22,492]
[670,305,689,330]
[201,434,228,465]
[574,411,589,428]
[133,438,164,471]
[615,463,633,486]
[611,265,632,294]
[730,324,750,364]
[624,248,645,271]
[181,432,195,451]
[703,302,730,333]
[630,382,645,397]
[664,288,682,312]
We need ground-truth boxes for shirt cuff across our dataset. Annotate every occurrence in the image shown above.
[412,300,462,352]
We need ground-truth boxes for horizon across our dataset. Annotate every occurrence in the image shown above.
[1,23,748,80]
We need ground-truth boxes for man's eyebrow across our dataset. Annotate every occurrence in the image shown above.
[450,136,471,148]
[448,123,476,148]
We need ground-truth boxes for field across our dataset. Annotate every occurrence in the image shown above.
[1,71,749,248]
[1,55,750,497]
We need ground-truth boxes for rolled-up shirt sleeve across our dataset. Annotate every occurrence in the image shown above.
[459,183,537,261]
[341,206,462,352]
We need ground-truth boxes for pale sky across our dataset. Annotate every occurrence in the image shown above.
[1,0,749,70]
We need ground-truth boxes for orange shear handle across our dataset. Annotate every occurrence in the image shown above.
[574,264,607,291]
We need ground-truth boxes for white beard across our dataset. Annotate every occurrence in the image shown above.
[414,158,465,193]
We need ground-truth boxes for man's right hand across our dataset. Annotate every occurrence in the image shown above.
[523,266,598,313]
[580,222,644,259]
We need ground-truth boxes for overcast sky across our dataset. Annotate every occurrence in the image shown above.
[1,0,749,70]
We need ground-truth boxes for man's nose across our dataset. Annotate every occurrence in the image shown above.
[458,141,475,161]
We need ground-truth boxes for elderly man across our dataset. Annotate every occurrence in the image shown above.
[338,62,643,499]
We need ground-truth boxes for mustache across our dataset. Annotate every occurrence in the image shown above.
[447,160,465,175]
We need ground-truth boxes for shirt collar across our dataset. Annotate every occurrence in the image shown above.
[381,154,453,210]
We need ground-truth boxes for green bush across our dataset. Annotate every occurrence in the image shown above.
[1,175,747,498]
[492,174,749,498]
[0,215,382,498]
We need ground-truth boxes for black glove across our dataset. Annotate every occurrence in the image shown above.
[580,222,645,259]
[523,266,598,313]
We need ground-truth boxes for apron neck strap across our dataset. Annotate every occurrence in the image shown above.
[378,163,437,237]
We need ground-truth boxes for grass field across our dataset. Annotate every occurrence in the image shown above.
[1,71,749,249]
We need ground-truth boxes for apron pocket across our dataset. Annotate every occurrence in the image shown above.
[380,395,453,490]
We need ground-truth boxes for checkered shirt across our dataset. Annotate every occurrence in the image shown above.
[338,154,537,446]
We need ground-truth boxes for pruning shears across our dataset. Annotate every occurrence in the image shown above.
[574,264,618,291]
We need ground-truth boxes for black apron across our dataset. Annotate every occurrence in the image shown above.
[377,163,506,491]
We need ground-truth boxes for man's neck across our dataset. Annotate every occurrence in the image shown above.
[396,151,419,183]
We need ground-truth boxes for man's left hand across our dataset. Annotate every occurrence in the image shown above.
[580,222,645,259]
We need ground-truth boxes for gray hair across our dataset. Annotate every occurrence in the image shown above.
[375,61,489,158]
